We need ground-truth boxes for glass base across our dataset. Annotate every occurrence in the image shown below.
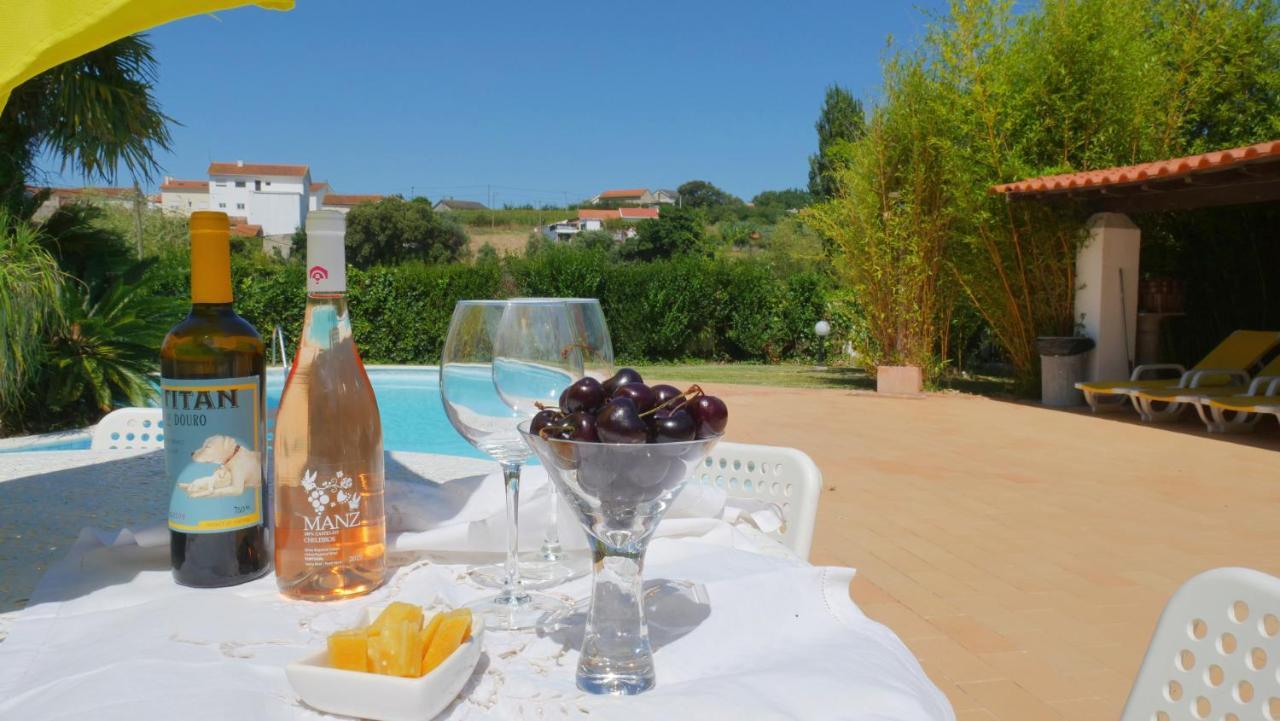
[465,589,568,632]
[468,553,587,591]
[577,669,655,696]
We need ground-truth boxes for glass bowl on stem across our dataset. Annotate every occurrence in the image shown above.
[521,422,720,695]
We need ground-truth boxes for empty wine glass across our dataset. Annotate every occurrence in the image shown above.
[439,300,572,630]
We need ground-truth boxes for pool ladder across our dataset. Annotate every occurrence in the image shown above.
[270,324,290,371]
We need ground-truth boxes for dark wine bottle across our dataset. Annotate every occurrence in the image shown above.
[160,211,270,587]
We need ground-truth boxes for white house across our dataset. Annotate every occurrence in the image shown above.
[652,189,680,205]
[207,161,311,236]
[543,217,604,241]
[321,193,384,214]
[434,198,487,212]
[309,182,330,211]
[159,177,209,215]
[591,188,655,206]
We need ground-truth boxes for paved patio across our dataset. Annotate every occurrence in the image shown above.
[692,381,1280,721]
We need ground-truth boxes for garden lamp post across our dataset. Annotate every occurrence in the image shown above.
[814,320,831,369]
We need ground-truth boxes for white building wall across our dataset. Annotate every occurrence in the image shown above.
[161,190,209,215]
[1075,212,1141,382]
[209,172,310,234]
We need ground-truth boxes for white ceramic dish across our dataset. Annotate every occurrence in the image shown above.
[286,608,485,721]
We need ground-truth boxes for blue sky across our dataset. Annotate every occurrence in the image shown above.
[39,0,947,205]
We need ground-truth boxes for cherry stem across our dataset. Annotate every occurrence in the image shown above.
[640,384,704,418]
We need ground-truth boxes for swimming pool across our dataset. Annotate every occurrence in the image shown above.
[1,366,491,459]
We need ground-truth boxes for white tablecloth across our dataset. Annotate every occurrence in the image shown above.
[0,451,953,721]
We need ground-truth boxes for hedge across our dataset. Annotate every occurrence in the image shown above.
[161,246,844,365]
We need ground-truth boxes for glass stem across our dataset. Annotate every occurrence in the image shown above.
[497,462,527,603]
[540,483,562,561]
[577,538,654,695]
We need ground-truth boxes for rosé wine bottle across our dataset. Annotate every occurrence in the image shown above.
[273,210,385,600]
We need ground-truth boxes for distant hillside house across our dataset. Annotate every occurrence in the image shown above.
[28,186,142,219]
[578,207,659,222]
[159,177,209,214]
[322,193,385,213]
[652,189,680,205]
[208,161,311,236]
[308,182,330,211]
[433,198,488,211]
[543,217,605,241]
[592,188,654,206]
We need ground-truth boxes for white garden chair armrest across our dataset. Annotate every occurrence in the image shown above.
[1187,368,1249,389]
[1268,377,1280,396]
[1131,363,1185,381]
[1246,375,1280,395]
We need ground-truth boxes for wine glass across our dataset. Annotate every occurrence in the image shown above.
[528,298,613,572]
[439,300,572,630]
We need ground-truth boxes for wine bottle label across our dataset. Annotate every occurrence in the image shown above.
[162,375,264,534]
[287,467,375,568]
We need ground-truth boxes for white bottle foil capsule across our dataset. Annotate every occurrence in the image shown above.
[306,210,347,293]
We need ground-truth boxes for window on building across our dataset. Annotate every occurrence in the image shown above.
[218,202,227,209]
[234,181,246,188]
[265,181,272,186]
[236,203,245,210]
[254,180,261,191]
[214,182,227,187]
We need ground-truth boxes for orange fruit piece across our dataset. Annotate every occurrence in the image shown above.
[421,609,473,676]
[327,629,368,672]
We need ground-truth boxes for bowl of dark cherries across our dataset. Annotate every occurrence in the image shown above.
[528,368,728,445]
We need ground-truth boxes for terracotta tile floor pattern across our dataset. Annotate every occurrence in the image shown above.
[677,382,1280,721]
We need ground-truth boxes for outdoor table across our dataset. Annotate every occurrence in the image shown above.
[0,449,954,720]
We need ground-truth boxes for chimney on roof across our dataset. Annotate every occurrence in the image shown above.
[164,175,172,184]
[236,160,244,167]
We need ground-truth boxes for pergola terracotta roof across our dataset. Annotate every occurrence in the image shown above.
[992,140,1280,213]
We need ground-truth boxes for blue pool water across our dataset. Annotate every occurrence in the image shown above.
[5,366,497,458]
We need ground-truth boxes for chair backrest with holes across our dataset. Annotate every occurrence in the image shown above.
[1121,567,1280,721]
[689,441,822,560]
[90,407,164,450]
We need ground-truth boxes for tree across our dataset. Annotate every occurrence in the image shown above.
[676,180,741,208]
[0,210,62,423]
[0,35,172,214]
[343,196,469,268]
[618,206,708,261]
[572,229,616,253]
[751,188,814,209]
[807,84,866,199]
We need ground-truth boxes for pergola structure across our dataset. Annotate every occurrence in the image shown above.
[992,140,1280,384]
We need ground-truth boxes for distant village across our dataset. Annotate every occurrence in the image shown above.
[31,160,681,256]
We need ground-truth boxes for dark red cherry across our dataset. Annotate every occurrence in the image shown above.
[530,408,563,436]
[650,384,683,409]
[596,399,647,444]
[560,377,605,414]
[564,411,599,442]
[650,408,695,443]
[612,382,656,413]
[602,367,644,396]
[689,395,728,438]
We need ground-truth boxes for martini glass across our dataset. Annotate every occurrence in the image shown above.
[522,424,721,695]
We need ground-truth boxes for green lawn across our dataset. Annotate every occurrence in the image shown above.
[630,362,1015,395]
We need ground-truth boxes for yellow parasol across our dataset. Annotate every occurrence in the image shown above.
[0,0,293,113]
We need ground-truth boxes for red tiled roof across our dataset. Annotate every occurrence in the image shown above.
[323,193,383,206]
[48,186,137,199]
[599,188,648,199]
[229,223,262,237]
[619,207,659,219]
[160,179,207,191]
[578,209,618,221]
[992,140,1280,196]
[208,162,309,178]
[310,182,330,192]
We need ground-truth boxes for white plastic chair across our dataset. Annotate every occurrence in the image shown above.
[90,407,164,450]
[1121,567,1280,721]
[690,441,822,560]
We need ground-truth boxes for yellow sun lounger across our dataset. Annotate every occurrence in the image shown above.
[1074,330,1280,418]
[1135,354,1280,428]
[1201,378,1280,433]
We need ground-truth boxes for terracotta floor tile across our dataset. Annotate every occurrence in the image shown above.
[658,380,1280,720]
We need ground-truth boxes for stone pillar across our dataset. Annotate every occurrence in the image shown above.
[1075,213,1141,382]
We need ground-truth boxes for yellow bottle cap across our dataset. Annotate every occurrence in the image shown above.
[189,211,233,304]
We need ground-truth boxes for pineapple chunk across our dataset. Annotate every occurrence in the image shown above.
[367,619,423,677]
[327,629,369,672]
[421,609,473,676]
[417,612,444,664]
[368,602,424,637]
